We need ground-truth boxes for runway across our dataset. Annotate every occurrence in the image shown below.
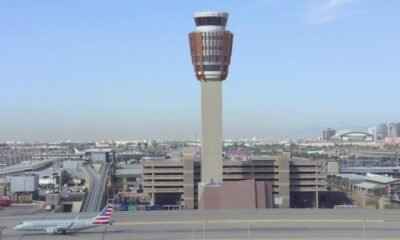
[2,207,400,239]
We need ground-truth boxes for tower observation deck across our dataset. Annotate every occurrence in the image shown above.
[189,12,233,81]
[189,12,234,184]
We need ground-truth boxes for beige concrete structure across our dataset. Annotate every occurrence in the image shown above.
[277,152,290,208]
[142,158,193,209]
[142,152,326,209]
[183,154,195,209]
[0,185,6,196]
[327,161,339,175]
[201,81,223,183]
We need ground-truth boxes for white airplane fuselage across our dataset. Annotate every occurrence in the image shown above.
[14,218,102,233]
[14,203,113,234]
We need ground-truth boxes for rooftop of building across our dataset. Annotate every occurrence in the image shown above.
[365,173,397,184]
[354,182,383,190]
[343,166,400,170]
[336,173,397,184]
[84,148,115,153]
[336,173,368,181]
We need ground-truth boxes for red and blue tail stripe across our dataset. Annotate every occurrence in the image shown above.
[92,203,113,225]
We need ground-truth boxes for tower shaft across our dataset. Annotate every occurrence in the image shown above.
[201,80,223,183]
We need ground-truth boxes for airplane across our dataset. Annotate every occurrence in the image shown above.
[307,150,325,155]
[14,203,114,235]
[73,147,85,156]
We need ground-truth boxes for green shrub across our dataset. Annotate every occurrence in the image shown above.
[385,203,400,209]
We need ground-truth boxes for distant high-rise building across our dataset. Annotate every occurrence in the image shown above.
[189,12,233,184]
[388,123,400,138]
[377,123,388,140]
[367,127,377,141]
[322,128,336,141]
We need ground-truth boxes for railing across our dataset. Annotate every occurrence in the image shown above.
[143,182,183,186]
[290,186,327,191]
[146,188,184,193]
[143,168,184,173]
[148,175,184,180]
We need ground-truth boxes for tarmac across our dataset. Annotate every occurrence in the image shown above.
[1,206,400,240]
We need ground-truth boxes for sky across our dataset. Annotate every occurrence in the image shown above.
[0,0,399,142]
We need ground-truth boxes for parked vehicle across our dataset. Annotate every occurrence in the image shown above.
[0,197,12,207]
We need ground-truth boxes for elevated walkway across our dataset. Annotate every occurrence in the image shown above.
[0,159,55,176]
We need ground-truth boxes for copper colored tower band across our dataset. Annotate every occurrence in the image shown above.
[189,31,233,81]
[189,12,233,183]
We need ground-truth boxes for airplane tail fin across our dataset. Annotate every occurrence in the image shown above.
[92,203,113,225]
[74,147,83,154]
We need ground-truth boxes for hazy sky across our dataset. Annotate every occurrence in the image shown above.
[1,0,399,142]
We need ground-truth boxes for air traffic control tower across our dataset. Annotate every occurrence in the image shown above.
[189,12,233,184]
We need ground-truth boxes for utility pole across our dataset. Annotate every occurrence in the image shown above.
[203,221,206,240]
[362,219,365,240]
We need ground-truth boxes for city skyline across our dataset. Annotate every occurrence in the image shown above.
[1,1,400,141]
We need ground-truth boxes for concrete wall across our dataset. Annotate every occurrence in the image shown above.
[12,192,35,203]
[199,185,221,209]
[256,181,274,208]
[72,201,83,213]
[46,193,61,206]
[183,158,194,209]
[199,179,273,209]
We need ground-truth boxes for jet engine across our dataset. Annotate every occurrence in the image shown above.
[46,228,57,234]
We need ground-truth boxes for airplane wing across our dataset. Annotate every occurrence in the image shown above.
[65,221,75,230]
[64,216,79,230]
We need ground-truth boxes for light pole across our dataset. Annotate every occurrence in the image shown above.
[348,178,351,197]
[203,221,206,240]
[315,161,319,209]
[247,224,252,240]
[362,219,365,240]
[23,179,26,203]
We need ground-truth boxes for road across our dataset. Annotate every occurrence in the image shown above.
[81,164,98,212]
[81,163,110,212]
[2,208,400,239]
